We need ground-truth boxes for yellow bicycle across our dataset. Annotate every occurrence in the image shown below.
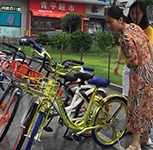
[13,42,127,150]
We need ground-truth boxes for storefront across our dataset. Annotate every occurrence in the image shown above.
[85,4,105,35]
[27,0,86,36]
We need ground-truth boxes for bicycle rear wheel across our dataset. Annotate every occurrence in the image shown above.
[92,95,127,148]
[25,112,45,150]
[0,85,22,142]
[13,100,38,150]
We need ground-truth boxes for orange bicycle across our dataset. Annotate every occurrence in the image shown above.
[0,57,44,142]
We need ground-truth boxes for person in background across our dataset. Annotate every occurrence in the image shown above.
[105,5,153,150]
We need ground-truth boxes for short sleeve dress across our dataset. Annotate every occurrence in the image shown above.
[120,23,153,133]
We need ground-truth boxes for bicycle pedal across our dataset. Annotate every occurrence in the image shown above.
[73,134,82,142]
[44,126,53,132]
[63,135,73,141]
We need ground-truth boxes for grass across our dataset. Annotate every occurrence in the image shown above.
[21,44,124,86]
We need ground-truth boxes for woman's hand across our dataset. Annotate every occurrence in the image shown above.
[113,63,119,75]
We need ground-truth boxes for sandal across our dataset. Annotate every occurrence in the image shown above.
[126,145,141,150]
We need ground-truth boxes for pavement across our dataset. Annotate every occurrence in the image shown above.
[0,83,153,150]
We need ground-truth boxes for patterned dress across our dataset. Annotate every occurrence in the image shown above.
[120,23,153,134]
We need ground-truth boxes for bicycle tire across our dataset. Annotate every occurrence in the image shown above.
[25,112,45,150]
[0,86,22,142]
[74,90,107,137]
[92,95,127,148]
[0,74,11,91]
[13,101,38,150]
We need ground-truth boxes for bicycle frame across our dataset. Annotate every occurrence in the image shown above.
[53,86,106,132]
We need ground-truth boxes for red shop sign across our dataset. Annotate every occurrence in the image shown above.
[29,0,86,13]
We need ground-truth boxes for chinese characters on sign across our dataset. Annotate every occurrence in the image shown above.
[1,5,21,12]
[40,1,75,12]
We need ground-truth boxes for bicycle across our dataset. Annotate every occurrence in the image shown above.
[0,42,27,91]
[0,50,44,142]
[13,41,127,150]
[13,56,108,149]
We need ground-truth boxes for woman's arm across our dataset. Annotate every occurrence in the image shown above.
[148,41,153,61]
[113,47,123,75]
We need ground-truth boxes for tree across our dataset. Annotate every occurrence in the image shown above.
[60,12,89,33]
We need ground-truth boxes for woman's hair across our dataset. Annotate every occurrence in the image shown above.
[105,6,128,23]
[127,1,149,29]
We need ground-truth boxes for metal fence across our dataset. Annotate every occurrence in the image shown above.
[0,36,19,45]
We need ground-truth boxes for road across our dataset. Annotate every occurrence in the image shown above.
[0,85,153,150]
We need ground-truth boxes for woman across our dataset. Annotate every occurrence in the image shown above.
[114,1,153,96]
[105,5,153,150]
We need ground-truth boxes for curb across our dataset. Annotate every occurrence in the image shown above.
[108,83,123,93]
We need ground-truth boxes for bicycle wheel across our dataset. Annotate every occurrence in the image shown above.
[25,112,45,150]
[74,90,107,137]
[92,95,127,148]
[0,74,11,91]
[13,100,38,150]
[0,86,22,142]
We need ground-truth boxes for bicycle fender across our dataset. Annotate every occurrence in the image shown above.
[102,94,127,104]
[84,87,107,95]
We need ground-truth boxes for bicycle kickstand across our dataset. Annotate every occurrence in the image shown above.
[114,124,122,150]
[63,127,73,141]
[44,115,54,132]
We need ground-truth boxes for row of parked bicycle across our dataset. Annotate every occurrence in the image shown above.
[0,40,127,150]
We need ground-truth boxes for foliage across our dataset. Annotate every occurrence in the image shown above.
[138,0,153,5]
[36,32,51,45]
[21,45,123,85]
[94,30,115,52]
[51,32,70,50]
[69,30,93,53]
[60,12,89,33]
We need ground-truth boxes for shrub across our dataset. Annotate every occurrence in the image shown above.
[69,30,93,53]
[51,32,70,50]
[94,30,115,52]
[36,32,51,45]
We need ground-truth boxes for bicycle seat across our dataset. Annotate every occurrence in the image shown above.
[59,71,78,82]
[74,71,94,82]
[88,76,110,87]
[1,50,13,56]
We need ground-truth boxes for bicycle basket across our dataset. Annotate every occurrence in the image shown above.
[20,77,60,99]
[1,58,44,81]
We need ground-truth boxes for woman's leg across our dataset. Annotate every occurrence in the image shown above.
[126,133,141,150]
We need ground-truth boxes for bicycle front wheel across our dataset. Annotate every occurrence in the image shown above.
[25,112,45,150]
[92,95,127,148]
[0,86,22,142]
[0,74,11,91]
[13,101,38,150]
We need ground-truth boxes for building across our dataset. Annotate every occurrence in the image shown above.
[0,0,135,37]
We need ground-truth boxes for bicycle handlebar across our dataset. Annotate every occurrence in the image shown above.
[2,42,10,47]
[2,42,26,63]
[61,59,84,66]
[28,40,84,76]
